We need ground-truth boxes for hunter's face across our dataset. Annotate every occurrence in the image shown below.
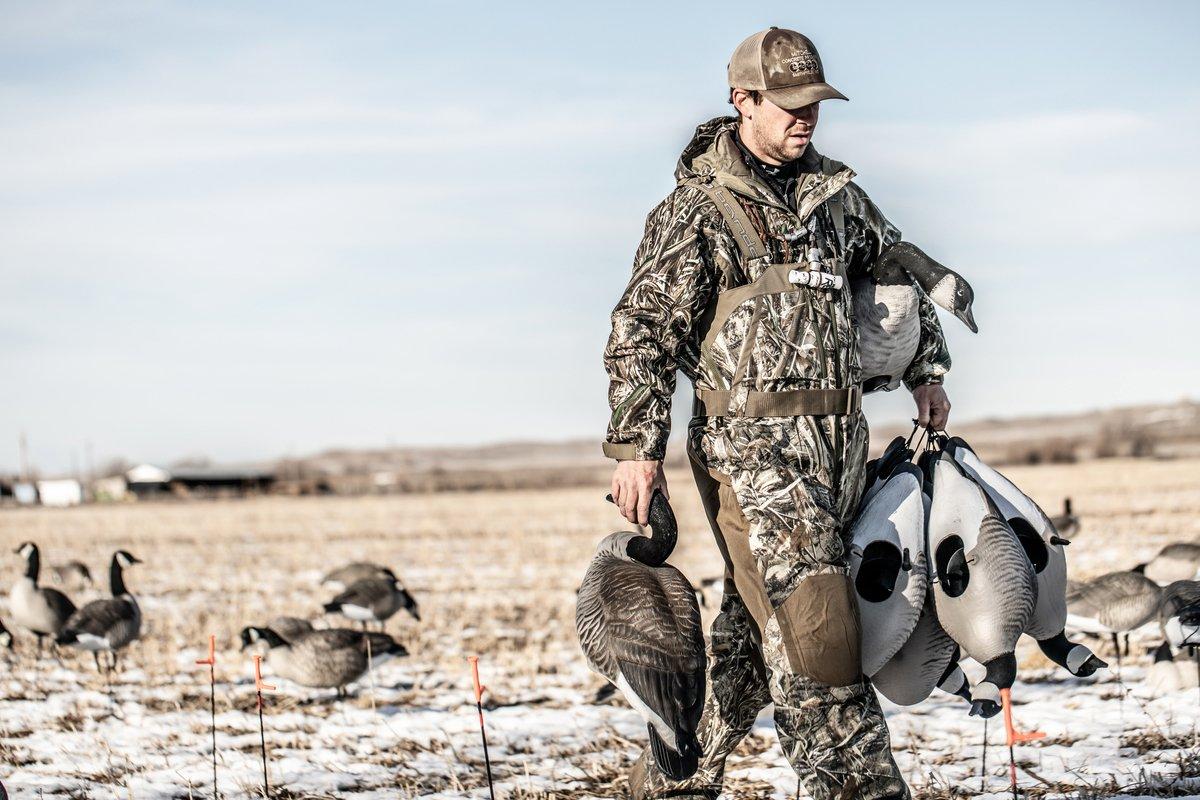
[739,94,820,165]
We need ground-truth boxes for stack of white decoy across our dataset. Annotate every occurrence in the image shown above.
[852,430,1107,718]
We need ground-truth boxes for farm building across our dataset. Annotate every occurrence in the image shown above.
[125,463,276,499]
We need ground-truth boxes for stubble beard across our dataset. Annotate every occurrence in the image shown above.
[750,124,806,165]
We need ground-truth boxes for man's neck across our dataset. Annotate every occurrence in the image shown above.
[735,123,802,167]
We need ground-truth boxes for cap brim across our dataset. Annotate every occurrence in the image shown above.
[761,82,848,110]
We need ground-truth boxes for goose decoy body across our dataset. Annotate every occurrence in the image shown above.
[49,560,93,592]
[576,492,705,781]
[871,590,960,707]
[10,542,77,656]
[321,562,393,591]
[323,571,419,628]
[1147,642,1200,695]
[240,625,407,698]
[926,451,1036,714]
[56,550,142,673]
[269,616,315,642]
[1157,580,1200,649]
[849,461,927,676]
[1066,570,1162,668]
[853,242,977,393]
[945,437,1105,678]
[1139,543,1200,586]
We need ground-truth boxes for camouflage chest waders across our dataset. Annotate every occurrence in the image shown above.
[629,180,909,800]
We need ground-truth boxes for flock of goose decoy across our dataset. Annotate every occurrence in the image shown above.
[575,430,1200,782]
[3,546,421,697]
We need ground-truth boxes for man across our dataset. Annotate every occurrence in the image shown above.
[602,28,953,800]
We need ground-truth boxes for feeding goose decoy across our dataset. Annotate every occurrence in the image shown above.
[323,570,420,629]
[269,616,316,642]
[926,450,1036,715]
[49,560,93,592]
[944,437,1105,679]
[1147,641,1200,695]
[1066,570,1161,671]
[56,550,142,676]
[1137,543,1200,586]
[240,625,407,698]
[10,542,77,657]
[576,492,705,781]
[853,242,977,394]
[321,562,394,591]
[1157,580,1200,650]
[849,460,927,676]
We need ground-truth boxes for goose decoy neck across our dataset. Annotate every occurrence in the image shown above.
[625,492,678,567]
[241,626,286,650]
[878,241,977,333]
[109,550,139,597]
[16,542,39,581]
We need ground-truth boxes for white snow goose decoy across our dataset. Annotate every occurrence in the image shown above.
[56,550,142,676]
[853,242,977,394]
[10,542,77,657]
[944,436,1106,679]
[576,492,705,781]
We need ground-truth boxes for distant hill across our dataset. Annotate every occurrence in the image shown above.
[281,399,1199,493]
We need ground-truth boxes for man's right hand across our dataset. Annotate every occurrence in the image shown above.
[611,460,669,526]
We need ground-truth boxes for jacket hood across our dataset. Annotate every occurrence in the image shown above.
[674,115,856,218]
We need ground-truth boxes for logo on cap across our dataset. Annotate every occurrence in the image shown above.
[784,51,820,77]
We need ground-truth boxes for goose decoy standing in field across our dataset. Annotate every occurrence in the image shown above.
[926,451,1036,715]
[853,242,977,393]
[1137,543,1200,586]
[49,560,93,592]
[240,625,408,698]
[849,461,927,676]
[1065,570,1162,672]
[321,562,394,591]
[576,492,705,781]
[945,437,1106,679]
[1157,580,1200,650]
[56,550,142,677]
[10,542,77,657]
[323,570,419,629]
[1048,498,1080,538]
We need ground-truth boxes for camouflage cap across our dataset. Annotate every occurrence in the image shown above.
[728,27,847,109]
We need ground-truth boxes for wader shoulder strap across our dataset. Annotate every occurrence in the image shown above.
[826,191,846,250]
[690,182,768,264]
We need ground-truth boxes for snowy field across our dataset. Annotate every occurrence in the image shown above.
[1,456,1199,798]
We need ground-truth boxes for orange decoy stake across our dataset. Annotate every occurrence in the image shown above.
[195,635,218,800]
[253,655,275,798]
[1000,688,1045,799]
[467,656,496,800]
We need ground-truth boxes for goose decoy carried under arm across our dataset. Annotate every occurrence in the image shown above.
[853,242,977,393]
[926,450,1036,716]
[10,542,77,657]
[944,436,1105,678]
[576,492,705,781]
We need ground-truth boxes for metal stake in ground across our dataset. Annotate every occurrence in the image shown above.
[980,717,988,793]
[195,634,219,799]
[253,655,276,799]
[467,656,496,800]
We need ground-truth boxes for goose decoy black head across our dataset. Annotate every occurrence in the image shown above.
[602,492,678,567]
[878,241,978,333]
[240,626,287,651]
[394,581,421,621]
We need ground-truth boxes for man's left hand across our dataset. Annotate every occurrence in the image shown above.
[913,383,951,431]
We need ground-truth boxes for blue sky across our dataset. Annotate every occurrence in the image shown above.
[2,1,1198,473]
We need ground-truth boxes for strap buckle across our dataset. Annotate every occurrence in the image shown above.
[846,385,862,414]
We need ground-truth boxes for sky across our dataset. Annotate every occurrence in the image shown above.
[2,1,1198,474]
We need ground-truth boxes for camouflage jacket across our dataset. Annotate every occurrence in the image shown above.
[603,117,951,461]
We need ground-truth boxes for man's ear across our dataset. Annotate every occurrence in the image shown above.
[731,88,754,120]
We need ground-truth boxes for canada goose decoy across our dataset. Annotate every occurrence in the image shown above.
[321,562,394,591]
[1147,641,1199,695]
[872,591,968,708]
[1066,570,1162,671]
[926,451,1036,715]
[269,616,315,642]
[1048,498,1080,539]
[56,550,142,676]
[853,242,977,393]
[1136,543,1200,586]
[1157,580,1200,650]
[849,461,927,676]
[240,625,408,698]
[323,570,420,629]
[10,542,77,657]
[49,560,93,592]
[576,492,705,781]
[945,437,1105,679]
